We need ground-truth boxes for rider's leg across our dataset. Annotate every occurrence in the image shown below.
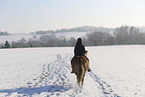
[84,56,91,72]
[71,56,75,73]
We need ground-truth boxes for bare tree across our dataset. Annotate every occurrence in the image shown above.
[87,31,112,46]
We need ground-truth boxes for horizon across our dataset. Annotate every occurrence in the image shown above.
[2,25,145,34]
[0,25,145,34]
[0,0,145,33]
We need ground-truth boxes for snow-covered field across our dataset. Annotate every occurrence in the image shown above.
[55,32,87,39]
[0,32,87,44]
[0,34,38,43]
[0,45,145,97]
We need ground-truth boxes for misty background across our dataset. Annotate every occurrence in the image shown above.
[1,25,145,48]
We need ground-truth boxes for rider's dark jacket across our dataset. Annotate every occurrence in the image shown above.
[74,38,86,56]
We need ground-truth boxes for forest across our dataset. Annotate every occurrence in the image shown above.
[1,25,145,48]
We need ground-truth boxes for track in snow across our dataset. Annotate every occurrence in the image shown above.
[26,54,120,96]
[1,54,119,97]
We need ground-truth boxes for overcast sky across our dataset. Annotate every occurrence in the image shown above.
[0,0,145,33]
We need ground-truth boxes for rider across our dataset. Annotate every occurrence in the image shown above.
[71,38,91,73]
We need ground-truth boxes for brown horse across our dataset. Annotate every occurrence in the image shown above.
[71,51,89,86]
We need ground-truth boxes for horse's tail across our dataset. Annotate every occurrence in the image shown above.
[77,58,84,85]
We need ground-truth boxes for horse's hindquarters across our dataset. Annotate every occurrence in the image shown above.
[71,56,89,86]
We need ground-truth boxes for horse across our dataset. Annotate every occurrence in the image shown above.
[71,51,89,87]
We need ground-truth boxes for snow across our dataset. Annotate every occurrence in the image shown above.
[0,32,87,44]
[55,32,87,39]
[0,45,145,96]
[0,34,39,43]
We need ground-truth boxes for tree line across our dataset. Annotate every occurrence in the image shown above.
[0,31,10,35]
[86,25,145,46]
[1,25,145,48]
[30,26,114,34]
[1,34,77,48]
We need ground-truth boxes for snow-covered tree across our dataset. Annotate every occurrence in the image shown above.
[4,41,10,48]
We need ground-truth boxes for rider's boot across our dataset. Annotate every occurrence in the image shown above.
[88,68,91,72]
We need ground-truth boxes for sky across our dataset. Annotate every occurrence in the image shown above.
[0,0,145,33]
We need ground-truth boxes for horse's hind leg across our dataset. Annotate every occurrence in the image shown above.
[81,73,85,86]
[82,77,84,86]
[77,76,81,86]
[77,74,83,87]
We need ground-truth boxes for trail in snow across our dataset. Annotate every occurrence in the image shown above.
[0,52,119,97]
[3,54,120,97]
